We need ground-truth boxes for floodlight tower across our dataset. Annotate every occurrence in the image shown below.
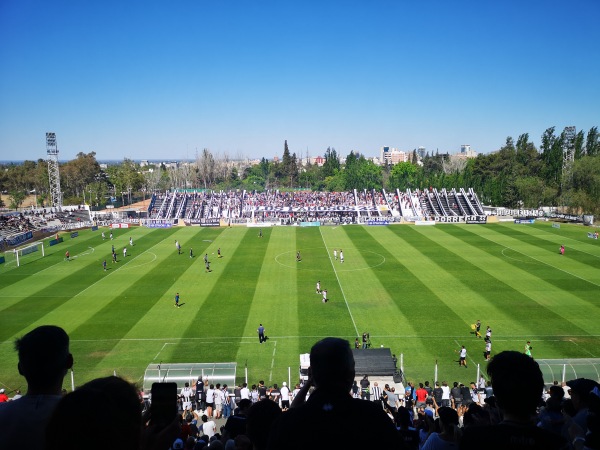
[561,126,576,189]
[46,132,63,209]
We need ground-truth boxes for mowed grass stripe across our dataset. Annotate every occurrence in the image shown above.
[0,229,103,300]
[402,225,591,339]
[464,225,600,301]
[295,227,358,348]
[492,224,600,277]
[84,228,232,377]
[338,226,438,361]
[237,227,301,383]
[321,226,416,338]
[340,226,491,378]
[437,225,600,338]
[169,228,271,368]
[0,228,175,342]
[517,223,600,258]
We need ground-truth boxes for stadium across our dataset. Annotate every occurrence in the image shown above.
[2,187,599,397]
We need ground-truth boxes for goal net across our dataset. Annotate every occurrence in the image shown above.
[14,242,45,267]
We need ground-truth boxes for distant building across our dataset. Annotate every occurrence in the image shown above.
[314,155,325,166]
[457,145,477,159]
[417,147,426,158]
[380,146,409,165]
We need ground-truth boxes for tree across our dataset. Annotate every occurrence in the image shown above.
[322,147,340,178]
[196,148,216,189]
[388,162,419,190]
[9,190,26,210]
[586,126,599,157]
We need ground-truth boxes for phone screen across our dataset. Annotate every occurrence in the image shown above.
[151,382,178,427]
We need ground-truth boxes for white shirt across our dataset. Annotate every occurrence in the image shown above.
[460,348,467,358]
[441,385,450,400]
[202,420,216,438]
[280,386,290,401]
[206,388,214,403]
[240,387,250,399]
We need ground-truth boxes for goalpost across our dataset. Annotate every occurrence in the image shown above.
[15,242,45,267]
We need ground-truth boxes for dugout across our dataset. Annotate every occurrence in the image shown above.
[536,358,600,385]
[142,362,236,394]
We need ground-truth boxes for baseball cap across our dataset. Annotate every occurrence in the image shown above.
[172,438,184,450]
[567,378,599,398]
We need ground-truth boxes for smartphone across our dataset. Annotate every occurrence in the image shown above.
[151,382,178,427]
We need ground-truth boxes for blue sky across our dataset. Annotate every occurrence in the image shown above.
[1,0,598,162]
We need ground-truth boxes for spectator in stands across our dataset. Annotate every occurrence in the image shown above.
[460,350,568,449]
[0,325,73,450]
[564,378,600,440]
[422,406,461,450]
[266,337,399,449]
[45,376,151,450]
[247,399,281,450]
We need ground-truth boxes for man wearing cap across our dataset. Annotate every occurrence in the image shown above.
[566,378,600,432]
[0,325,74,450]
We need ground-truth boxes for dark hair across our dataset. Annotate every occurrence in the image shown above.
[309,337,355,390]
[46,376,141,450]
[16,326,71,387]
[487,351,543,416]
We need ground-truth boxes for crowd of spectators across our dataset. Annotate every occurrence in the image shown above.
[3,328,597,450]
[149,189,401,224]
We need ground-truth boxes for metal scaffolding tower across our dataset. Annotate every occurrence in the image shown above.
[46,132,63,209]
[562,126,576,189]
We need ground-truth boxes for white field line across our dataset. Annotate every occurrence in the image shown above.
[319,227,359,337]
[2,334,597,345]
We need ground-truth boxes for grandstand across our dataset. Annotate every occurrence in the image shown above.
[145,188,486,224]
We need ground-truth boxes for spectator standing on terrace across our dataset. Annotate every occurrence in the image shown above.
[0,325,73,450]
[422,406,461,450]
[181,382,194,413]
[266,337,399,450]
[280,382,290,410]
[460,351,568,450]
[240,383,250,401]
[360,375,370,400]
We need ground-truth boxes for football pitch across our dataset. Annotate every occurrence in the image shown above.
[1,222,599,392]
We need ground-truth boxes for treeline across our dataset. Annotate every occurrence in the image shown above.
[1,127,599,215]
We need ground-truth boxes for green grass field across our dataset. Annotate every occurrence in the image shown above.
[1,222,599,393]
